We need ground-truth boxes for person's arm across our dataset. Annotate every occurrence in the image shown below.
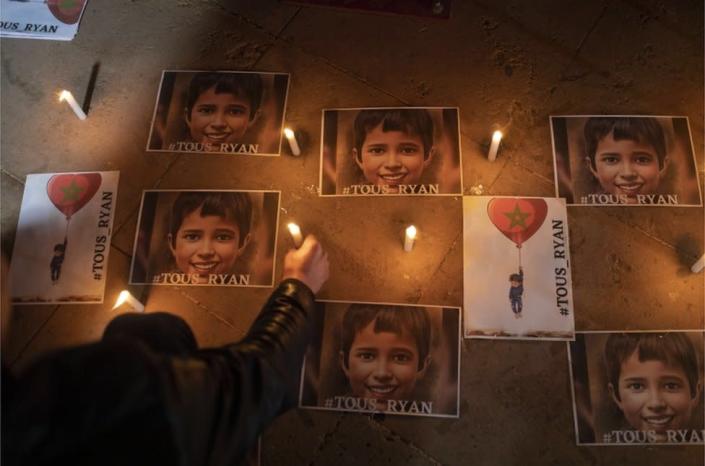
[159,236,329,466]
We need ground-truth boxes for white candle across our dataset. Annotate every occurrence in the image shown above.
[404,225,417,252]
[692,254,705,273]
[284,128,301,156]
[59,90,87,120]
[287,222,303,248]
[487,130,502,162]
[112,290,145,312]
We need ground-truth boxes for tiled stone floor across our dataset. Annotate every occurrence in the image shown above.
[1,1,703,464]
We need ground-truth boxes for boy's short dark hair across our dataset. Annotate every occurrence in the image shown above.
[604,333,699,400]
[340,304,431,371]
[583,117,667,169]
[185,72,263,120]
[353,109,434,159]
[169,192,252,248]
[509,273,523,282]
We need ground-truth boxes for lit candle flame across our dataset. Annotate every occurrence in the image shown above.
[287,223,301,236]
[406,225,417,239]
[287,222,303,248]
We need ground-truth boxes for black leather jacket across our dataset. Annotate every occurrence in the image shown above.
[3,279,315,466]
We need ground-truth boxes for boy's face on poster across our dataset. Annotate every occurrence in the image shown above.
[353,124,431,191]
[586,131,666,202]
[610,351,699,435]
[341,320,427,409]
[168,206,248,281]
[186,86,253,145]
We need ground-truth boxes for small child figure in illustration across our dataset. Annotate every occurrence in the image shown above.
[50,239,67,284]
[509,267,524,317]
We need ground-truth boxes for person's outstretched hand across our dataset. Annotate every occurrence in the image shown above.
[282,235,329,294]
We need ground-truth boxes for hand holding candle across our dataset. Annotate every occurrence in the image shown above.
[59,90,87,120]
[287,222,303,248]
[487,130,502,162]
[284,127,301,156]
[404,225,417,252]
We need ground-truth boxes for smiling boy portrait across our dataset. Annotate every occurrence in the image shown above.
[147,71,290,156]
[551,115,702,206]
[339,304,431,411]
[167,192,252,284]
[320,107,462,196]
[569,331,704,445]
[299,301,460,419]
[129,190,280,287]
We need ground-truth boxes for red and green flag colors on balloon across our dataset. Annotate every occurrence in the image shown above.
[463,196,575,340]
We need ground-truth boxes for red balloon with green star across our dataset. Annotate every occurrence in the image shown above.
[486,198,548,248]
[46,173,102,220]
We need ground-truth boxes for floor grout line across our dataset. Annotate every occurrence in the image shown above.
[367,416,444,466]
[1,168,25,185]
[572,4,608,58]
[176,288,237,330]
[306,414,344,466]
[9,305,60,367]
[275,7,302,39]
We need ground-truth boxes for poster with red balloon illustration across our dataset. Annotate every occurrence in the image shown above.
[9,171,119,304]
[0,0,89,41]
[463,196,575,340]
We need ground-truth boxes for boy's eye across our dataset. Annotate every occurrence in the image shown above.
[226,106,247,116]
[355,351,375,361]
[391,352,413,364]
[634,154,655,164]
[215,233,235,242]
[195,106,215,116]
[399,145,421,155]
[663,381,683,391]
[366,146,386,155]
[626,382,645,391]
[182,232,201,241]
[599,154,620,164]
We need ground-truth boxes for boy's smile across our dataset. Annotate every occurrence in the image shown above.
[611,351,698,437]
[169,206,247,282]
[587,131,666,202]
[341,320,427,409]
[354,123,431,191]
[186,86,253,146]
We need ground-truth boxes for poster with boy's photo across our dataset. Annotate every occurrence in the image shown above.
[0,0,89,41]
[129,190,280,287]
[463,196,575,340]
[568,331,705,445]
[319,107,463,196]
[551,116,702,206]
[146,70,290,156]
[299,300,461,418]
[9,171,119,304]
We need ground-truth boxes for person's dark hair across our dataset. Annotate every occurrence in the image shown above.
[353,109,434,160]
[341,304,431,371]
[583,117,667,169]
[53,243,65,253]
[185,72,263,120]
[509,273,523,282]
[169,192,252,248]
[604,333,700,400]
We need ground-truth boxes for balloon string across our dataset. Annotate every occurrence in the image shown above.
[518,245,522,268]
[65,217,71,241]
